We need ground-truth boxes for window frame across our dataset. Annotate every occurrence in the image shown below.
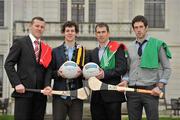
[71,0,85,23]
[0,55,3,97]
[0,0,4,26]
[60,0,67,22]
[144,0,165,28]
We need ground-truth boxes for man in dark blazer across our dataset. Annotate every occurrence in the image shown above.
[4,17,51,120]
[44,21,87,120]
[89,23,128,120]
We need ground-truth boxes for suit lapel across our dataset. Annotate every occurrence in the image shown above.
[94,48,100,65]
[26,36,37,62]
[56,45,66,67]
[60,45,66,61]
[39,42,42,62]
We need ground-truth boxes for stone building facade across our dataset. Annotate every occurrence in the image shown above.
[0,0,180,114]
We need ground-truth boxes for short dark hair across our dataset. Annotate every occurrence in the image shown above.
[61,21,79,33]
[132,15,148,28]
[95,22,109,32]
[31,16,45,24]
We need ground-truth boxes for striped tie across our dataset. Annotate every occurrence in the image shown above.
[34,40,40,62]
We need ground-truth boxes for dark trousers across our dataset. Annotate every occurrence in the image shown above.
[53,98,83,120]
[127,92,159,120]
[14,94,47,120]
[90,98,122,120]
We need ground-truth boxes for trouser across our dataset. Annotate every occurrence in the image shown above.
[91,97,122,120]
[53,98,83,120]
[127,91,159,120]
[14,94,47,120]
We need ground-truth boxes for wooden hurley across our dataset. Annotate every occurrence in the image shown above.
[26,87,90,100]
[88,77,164,98]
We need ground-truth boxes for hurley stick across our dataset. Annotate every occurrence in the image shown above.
[26,87,90,100]
[88,77,163,98]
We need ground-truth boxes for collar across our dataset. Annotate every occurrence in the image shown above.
[135,35,150,44]
[98,40,110,48]
[64,43,75,50]
[29,33,40,43]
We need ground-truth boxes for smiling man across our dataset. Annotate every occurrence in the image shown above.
[44,21,87,120]
[4,17,51,120]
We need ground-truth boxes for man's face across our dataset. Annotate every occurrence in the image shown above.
[95,26,110,44]
[63,26,77,42]
[30,19,45,39]
[133,22,148,40]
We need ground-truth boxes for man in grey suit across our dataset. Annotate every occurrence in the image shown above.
[120,15,172,120]
[4,17,51,120]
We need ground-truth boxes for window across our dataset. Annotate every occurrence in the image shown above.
[72,0,84,23]
[145,0,165,28]
[89,0,96,22]
[60,0,96,23]
[0,55,3,97]
[0,0,4,26]
[60,0,67,22]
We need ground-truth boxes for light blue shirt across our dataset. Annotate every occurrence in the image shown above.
[62,44,75,99]
[65,45,75,61]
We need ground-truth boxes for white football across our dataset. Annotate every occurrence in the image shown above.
[83,62,100,79]
[60,61,78,79]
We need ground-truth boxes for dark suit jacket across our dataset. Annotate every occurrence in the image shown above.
[4,36,47,98]
[89,45,127,103]
[45,44,88,99]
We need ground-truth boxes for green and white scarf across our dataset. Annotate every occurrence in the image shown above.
[100,41,128,70]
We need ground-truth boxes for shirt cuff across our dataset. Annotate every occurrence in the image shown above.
[122,73,129,81]
[159,79,168,85]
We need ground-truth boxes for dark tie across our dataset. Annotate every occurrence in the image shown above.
[137,40,147,56]
[34,40,40,62]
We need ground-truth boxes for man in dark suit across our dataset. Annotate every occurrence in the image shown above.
[4,17,51,120]
[89,22,128,120]
[44,21,87,120]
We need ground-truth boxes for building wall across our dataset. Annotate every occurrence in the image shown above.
[148,0,180,101]
[1,0,180,114]
[1,0,13,99]
[13,0,60,22]
[166,46,180,99]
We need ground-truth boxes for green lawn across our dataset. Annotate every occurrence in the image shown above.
[0,115,180,120]
[122,118,180,120]
[0,115,14,120]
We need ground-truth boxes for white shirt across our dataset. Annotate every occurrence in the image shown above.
[29,33,40,49]
[98,40,110,61]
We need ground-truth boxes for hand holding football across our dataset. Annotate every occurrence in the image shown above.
[83,62,100,79]
[59,61,79,79]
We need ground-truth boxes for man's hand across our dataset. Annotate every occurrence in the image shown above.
[151,82,165,96]
[151,87,162,96]
[74,66,82,78]
[43,86,52,96]
[117,80,128,92]
[15,84,25,93]
[157,82,164,89]
[118,80,128,87]
[57,68,66,78]
[95,68,104,80]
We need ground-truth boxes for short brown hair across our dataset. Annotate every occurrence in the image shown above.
[61,21,79,33]
[31,16,45,24]
[95,22,109,32]
[132,15,148,28]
